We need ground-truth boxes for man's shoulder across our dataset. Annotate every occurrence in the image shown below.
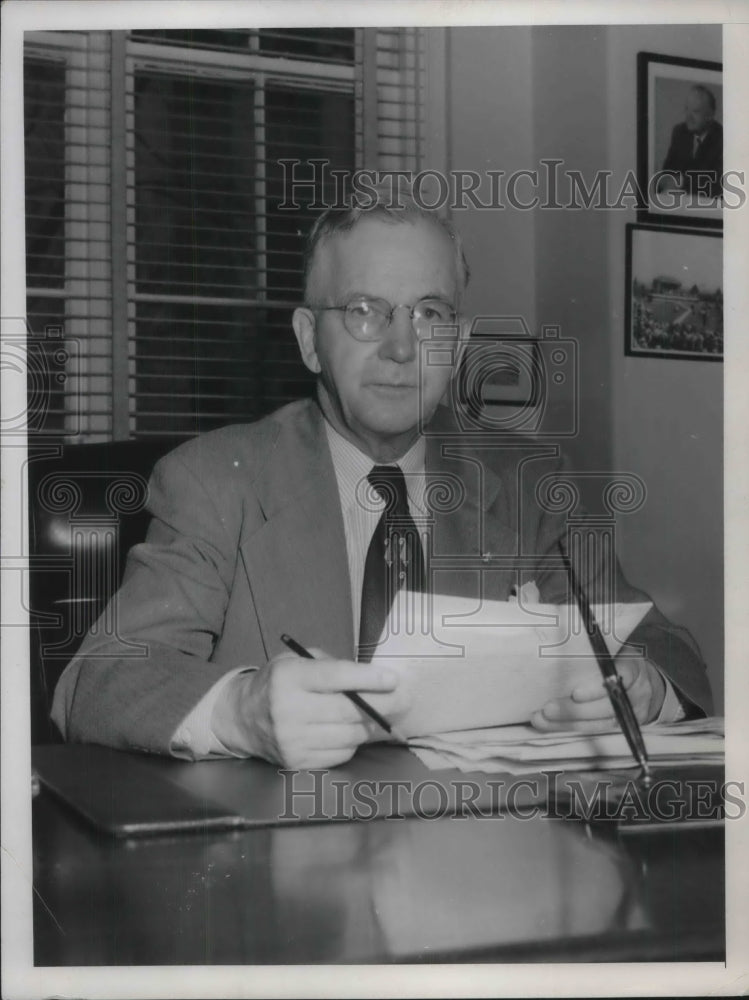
[155,398,321,482]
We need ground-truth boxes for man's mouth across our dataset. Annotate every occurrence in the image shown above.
[367,381,417,390]
[367,384,417,396]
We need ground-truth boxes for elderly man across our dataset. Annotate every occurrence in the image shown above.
[52,187,712,768]
[659,84,723,199]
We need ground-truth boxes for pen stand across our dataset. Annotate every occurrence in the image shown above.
[546,761,725,834]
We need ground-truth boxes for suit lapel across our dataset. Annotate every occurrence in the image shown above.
[238,400,530,659]
[426,431,520,601]
[239,403,355,661]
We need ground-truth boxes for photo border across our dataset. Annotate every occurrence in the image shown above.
[3,5,747,1000]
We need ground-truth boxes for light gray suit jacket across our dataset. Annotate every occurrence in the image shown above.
[52,399,712,753]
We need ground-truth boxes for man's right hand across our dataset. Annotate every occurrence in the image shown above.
[211,651,405,769]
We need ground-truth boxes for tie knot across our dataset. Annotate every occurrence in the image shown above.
[367,465,410,515]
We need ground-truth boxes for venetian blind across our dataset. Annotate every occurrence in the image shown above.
[23,27,425,441]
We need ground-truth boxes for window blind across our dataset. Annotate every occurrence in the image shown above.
[23,27,425,441]
[24,32,113,438]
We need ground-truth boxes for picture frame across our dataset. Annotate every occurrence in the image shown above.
[457,315,541,414]
[625,223,723,361]
[637,51,723,227]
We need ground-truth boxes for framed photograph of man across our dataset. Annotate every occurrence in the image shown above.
[637,52,723,227]
[625,223,723,361]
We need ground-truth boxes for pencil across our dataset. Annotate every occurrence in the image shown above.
[280,633,409,744]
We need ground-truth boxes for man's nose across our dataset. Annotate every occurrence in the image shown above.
[378,305,417,363]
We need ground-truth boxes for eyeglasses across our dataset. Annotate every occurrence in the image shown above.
[311,296,459,342]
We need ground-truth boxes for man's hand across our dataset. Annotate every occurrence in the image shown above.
[211,651,407,768]
[530,657,666,733]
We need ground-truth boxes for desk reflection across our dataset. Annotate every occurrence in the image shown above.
[269,816,643,961]
[35,794,664,965]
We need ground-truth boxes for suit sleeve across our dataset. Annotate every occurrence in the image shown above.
[51,449,245,754]
[523,451,713,718]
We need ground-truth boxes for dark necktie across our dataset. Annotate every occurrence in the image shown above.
[357,465,425,662]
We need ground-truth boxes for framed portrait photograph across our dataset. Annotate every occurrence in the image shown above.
[637,51,723,227]
[625,223,723,361]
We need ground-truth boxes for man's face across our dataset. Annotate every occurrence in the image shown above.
[684,89,714,134]
[293,215,463,461]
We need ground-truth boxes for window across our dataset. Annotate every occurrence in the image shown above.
[23,28,425,440]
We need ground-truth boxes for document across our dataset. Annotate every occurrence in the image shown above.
[407,717,725,775]
[371,592,653,738]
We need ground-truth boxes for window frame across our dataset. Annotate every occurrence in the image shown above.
[24,27,426,441]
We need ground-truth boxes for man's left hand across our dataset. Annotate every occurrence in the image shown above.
[530,657,666,733]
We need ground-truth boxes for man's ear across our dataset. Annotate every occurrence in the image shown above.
[292,308,321,374]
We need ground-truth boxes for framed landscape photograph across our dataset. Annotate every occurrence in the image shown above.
[625,223,723,361]
[637,51,723,227]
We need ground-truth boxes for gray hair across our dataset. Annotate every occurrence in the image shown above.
[302,180,471,301]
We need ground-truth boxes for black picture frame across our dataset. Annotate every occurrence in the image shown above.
[625,223,723,361]
[636,51,723,228]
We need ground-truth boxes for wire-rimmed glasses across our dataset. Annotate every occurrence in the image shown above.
[311,296,459,342]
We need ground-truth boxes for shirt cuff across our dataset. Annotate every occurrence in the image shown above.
[655,674,687,723]
[170,666,257,760]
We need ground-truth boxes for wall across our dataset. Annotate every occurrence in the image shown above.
[440,24,723,708]
[531,26,611,478]
[446,27,537,333]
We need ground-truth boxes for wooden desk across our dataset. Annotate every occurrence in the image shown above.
[32,747,725,965]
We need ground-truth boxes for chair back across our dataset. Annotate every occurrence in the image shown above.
[28,438,184,742]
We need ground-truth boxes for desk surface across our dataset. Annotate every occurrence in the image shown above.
[32,746,725,965]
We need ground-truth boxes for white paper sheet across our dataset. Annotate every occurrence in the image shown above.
[370,592,653,737]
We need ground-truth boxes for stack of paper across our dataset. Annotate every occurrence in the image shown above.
[407,717,724,775]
